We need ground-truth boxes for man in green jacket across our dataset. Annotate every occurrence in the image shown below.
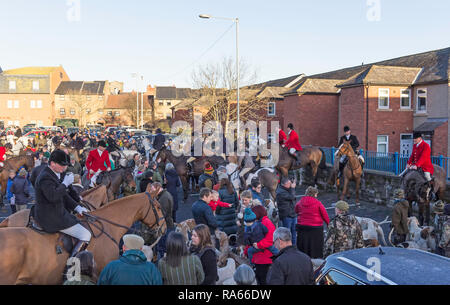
[97,234,162,285]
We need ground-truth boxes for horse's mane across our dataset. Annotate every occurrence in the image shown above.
[93,191,159,213]
[81,185,104,196]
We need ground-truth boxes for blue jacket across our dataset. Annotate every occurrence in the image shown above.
[192,199,218,234]
[97,250,162,285]
[251,189,264,205]
[244,221,268,245]
[6,178,14,201]
[165,169,180,211]
[216,187,239,235]
[11,176,30,205]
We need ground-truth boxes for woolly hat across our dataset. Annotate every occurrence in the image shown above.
[244,207,256,225]
[123,234,144,250]
[204,162,214,175]
[334,200,349,212]
[393,188,405,199]
[18,168,27,177]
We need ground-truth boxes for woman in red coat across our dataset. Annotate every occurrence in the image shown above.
[407,132,434,181]
[295,186,330,259]
[244,205,275,285]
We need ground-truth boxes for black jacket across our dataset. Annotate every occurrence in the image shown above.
[164,169,180,211]
[34,167,80,233]
[30,162,48,187]
[276,185,297,219]
[338,135,360,154]
[107,137,120,153]
[216,187,239,235]
[192,199,218,234]
[266,246,314,285]
[71,137,85,151]
[11,176,30,205]
[192,246,218,285]
[153,133,166,151]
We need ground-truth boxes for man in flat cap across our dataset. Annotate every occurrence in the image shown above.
[97,234,162,285]
[324,201,364,257]
[391,189,409,245]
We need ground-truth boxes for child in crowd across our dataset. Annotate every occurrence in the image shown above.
[243,208,279,264]
[208,190,232,215]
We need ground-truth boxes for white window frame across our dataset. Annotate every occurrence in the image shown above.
[37,121,43,127]
[30,100,36,109]
[70,109,75,115]
[14,120,19,126]
[37,100,42,108]
[378,88,389,109]
[98,109,104,115]
[7,100,13,108]
[59,95,65,101]
[107,111,113,116]
[267,133,275,143]
[400,89,411,109]
[87,96,91,101]
[60,108,66,115]
[268,102,276,116]
[114,111,120,116]
[98,95,103,100]
[32,80,39,91]
[9,81,16,91]
[416,88,427,113]
[377,135,389,153]
[86,108,91,114]
[14,100,19,109]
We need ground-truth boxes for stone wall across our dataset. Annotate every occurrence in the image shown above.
[298,164,450,206]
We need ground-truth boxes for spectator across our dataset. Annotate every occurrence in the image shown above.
[250,179,264,205]
[245,205,276,285]
[198,162,216,189]
[391,189,409,245]
[244,208,279,265]
[98,234,162,285]
[135,159,150,193]
[216,178,239,235]
[11,168,30,212]
[30,156,48,187]
[164,162,180,222]
[7,170,16,214]
[63,251,97,285]
[208,190,232,215]
[276,177,297,245]
[295,186,330,258]
[266,227,314,285]
[71,174,85,197]
[158,232,205,285]
[139,170,154,193]
[191,188,218,236]
[150,161,163,184]
[190,224,218,285]
[324,201,364,258]
[67,155,82,176]
[236,190,254,245]
[127,153,141,169]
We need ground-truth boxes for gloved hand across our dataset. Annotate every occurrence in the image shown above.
[74,205,89,216]
[62,172,74,187]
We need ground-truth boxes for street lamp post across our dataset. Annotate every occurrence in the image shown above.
[199,14,240,138]
[132,73,141,129]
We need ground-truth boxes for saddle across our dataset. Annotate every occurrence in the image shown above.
[27,206,80,255]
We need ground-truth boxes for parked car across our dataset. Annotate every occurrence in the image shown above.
[22,131,48,138]
[314,247,450,285]
[67,127,80,135]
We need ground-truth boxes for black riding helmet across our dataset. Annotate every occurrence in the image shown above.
[49,149,70,166]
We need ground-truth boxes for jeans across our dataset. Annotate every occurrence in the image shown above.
[248,245,279,263]
[280,217,297,245]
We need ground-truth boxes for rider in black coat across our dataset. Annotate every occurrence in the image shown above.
[337,126,360,178]
[153,129,166,151]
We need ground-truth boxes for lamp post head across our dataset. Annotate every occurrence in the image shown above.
[199,14,211,19]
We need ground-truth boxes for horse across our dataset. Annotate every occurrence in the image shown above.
[96,167,136,201]
[0,155,35,199]
[276,146,326,185]
[328,140,363,205]
[0,185,109,228]
[401,165,446,226]
[0,191,167,285]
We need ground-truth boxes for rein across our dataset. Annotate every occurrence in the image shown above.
[80,192,165,247]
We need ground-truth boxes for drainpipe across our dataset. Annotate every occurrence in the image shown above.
[365,83,370,151]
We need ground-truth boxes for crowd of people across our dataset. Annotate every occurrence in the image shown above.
[0,123,449,286]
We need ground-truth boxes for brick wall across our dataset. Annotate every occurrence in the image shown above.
[433,121,448,156]
[339,86,366,148]
[0,94,54,126]
[283,93,339,147]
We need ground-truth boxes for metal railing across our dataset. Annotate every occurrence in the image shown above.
[320,147,450,181]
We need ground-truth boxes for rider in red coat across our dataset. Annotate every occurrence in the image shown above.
[278,127,287,146]
[282,123,303,166]
[86,141,111,185]
[407,132,434,181]
[0,143,12,167]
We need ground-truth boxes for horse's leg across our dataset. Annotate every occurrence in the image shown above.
[425,200,430,226]
[341,177,349,201]
[418,202,425,226]
[180,175,189,200]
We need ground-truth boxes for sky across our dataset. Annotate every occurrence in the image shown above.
[0,0,449,91]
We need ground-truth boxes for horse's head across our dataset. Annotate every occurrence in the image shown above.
[140,194,167,238]
[123,168,136,189]
[338,140,355,156]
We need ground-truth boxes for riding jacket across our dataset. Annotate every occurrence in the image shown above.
[85,149,111,179]
[408,140,434,175]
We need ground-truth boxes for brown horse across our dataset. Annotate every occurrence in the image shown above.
[328,140,363,205]
[96,167,136,201]
[0,155,35,198]
[276,146,326,184]
[0,191,167,285]
[0,185,109,228]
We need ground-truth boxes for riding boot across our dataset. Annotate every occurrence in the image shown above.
[70,240,89,258]
[337,162,345,179]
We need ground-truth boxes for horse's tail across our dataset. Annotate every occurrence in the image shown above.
[318,148,327,169]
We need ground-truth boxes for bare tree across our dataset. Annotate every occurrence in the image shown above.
[67,90,101,127]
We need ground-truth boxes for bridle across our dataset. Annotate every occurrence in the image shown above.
[80,192,166,247]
